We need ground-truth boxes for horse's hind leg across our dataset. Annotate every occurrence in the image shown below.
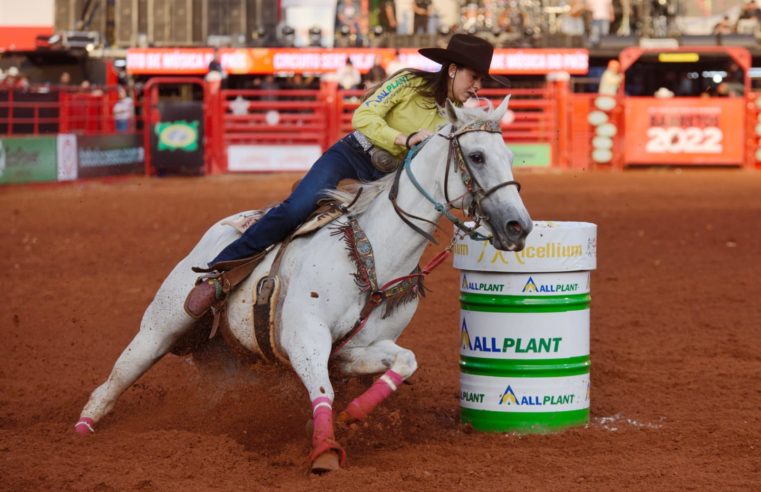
[75,295,193,435]
[335,339,418,424]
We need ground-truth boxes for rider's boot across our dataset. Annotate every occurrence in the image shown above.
[183,253,265,319]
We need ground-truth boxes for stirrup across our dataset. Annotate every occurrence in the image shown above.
[184,274,227,319]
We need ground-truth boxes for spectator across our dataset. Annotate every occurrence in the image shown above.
[113,86,134,133]
[725,63,744,96]
[654,87,674,98]
[561,0,586,37]
[598,59,622,95]
[336,59,362,90]
[260,75,279,101]
[17,75,31,90]
[337,0,363,44]
[60,72,72,86]
[206,49,226,93]
[5,67,20,88]
[378,0,397,33]
[364,62,387,89]
[713,15,733,35]
[586,0,613,47]
[735,1,760,34]
[413,0,433,34]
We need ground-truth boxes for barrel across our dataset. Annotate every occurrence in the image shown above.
[453,221,597,433]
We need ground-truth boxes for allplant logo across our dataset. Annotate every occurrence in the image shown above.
[498,385,576,407]
[521,276,579,294]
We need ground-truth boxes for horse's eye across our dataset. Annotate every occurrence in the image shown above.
[469,152,485,165]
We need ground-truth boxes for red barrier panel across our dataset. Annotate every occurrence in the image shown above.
[217,87,331,172]
[0,86,135,137]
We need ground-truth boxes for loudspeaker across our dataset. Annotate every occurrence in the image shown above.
[679,34,719,46]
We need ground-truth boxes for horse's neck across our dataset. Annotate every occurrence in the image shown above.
[356,136,449,280]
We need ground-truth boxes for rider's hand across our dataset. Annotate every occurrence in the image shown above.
[408,129,433,147]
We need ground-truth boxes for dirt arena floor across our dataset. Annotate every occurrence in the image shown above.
[1,168,760,491]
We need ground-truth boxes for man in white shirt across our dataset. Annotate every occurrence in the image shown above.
[113,87,134,133]
[586,0,613,47]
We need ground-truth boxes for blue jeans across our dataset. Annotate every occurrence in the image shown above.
[210,135,386,265]
[590,19,610,47]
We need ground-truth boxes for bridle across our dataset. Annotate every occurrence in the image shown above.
[389,119,522,244]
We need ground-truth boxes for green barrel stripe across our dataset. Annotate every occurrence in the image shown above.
[460,292,591,313]
[460,407,589,433]
[461,355,590,377]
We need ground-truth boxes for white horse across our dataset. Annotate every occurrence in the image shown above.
[75,97,532,472]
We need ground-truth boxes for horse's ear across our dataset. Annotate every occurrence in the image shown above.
[494,95,511,120]
[444,99,459,124]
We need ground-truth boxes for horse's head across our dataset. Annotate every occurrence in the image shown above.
[441,96,532,251]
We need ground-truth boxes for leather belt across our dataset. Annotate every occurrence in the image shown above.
[351,131,374,153]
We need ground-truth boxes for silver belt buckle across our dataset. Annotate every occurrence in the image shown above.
[352,131,373,152]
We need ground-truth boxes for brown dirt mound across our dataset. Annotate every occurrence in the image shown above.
[1,169,760,490]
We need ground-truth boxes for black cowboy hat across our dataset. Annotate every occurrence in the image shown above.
[419,34,510,87]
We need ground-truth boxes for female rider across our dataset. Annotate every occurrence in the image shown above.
[186,34,509,317]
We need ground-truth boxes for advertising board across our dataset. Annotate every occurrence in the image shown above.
[77,134,145,178]
[0,136,57,185]
[624,98,745,165]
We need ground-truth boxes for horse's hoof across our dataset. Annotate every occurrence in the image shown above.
[74,417,95,436]
[310,450,341,474]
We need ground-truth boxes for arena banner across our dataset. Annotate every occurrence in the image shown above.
[77,134,145,178]
[397,48,589,75]
[227,144,322,172]
[126,47,587,75]
[151,102,204,176]
[509,143,552,167]
[0,136,57,185]
[127,48,397,75]
[624,98,745,165]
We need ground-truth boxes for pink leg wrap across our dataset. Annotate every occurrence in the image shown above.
[345,370,404,421]
[74,417,95,436]
[309,396,346,464]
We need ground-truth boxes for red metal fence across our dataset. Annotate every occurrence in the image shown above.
[0,85,138,136]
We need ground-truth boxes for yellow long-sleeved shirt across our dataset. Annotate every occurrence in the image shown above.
[352,71,446,158]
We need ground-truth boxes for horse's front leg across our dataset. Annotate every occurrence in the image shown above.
[336,339,418,424]
[281,322,346,473]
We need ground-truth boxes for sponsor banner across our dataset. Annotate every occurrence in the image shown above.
[227,144,322,172]
[127,47,586,76]
[510,143,552,167]
[127,48,397,75]
[398,48,589,75]
[152,102,204,176]
[453,221,597,273]
[624,98,745,165]
[77,134,144,178]
[460,310,589,360]
[57,134,78,181]
[0,136,57,185]
[460,271,590,296]
[460,373,589,413]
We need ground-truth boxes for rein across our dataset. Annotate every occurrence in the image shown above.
[389,119,521,243]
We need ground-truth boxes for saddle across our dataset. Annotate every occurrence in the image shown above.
[183,202,345,359]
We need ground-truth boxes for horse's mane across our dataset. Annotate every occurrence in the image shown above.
[326,100,503,214]
[325,173,396,214]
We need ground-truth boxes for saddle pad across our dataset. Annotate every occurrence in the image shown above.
[221,205,343,238]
